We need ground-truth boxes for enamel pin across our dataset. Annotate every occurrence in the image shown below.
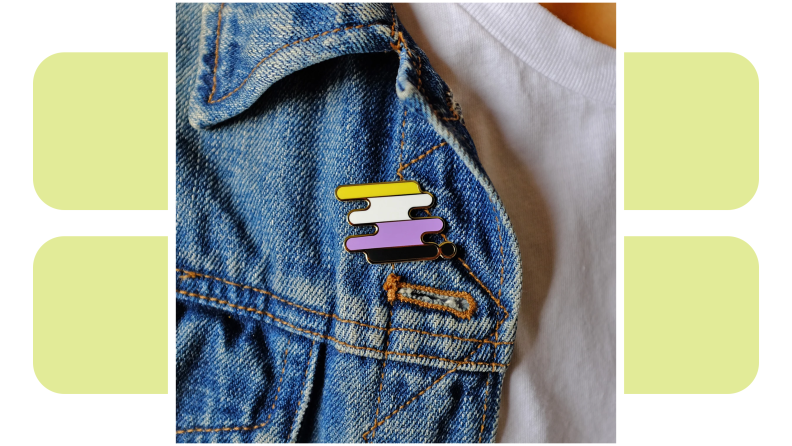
[335,181,457,264]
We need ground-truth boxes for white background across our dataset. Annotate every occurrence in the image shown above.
[0,0,789,443]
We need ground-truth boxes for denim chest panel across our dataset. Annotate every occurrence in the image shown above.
[176,3,522,443]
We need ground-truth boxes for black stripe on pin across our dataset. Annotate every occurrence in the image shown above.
[363,244,441,264]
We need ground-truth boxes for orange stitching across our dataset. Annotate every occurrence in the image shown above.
[176,338,292,435]
[290,341,315,436]
[360,256,508,440]
[272,339,291,407]
[208,3,225,105]
[206,3,388,104]
[177,290,508,369]
[489,196,505,302]
[178,269,382,331]
[361,328,495,441]
[397,108,407,181]
[457,258,509,337]
[396,141,447,178]
[369,308,393,442]
[478,368,492,442]
[362,365,454,440]
[479,198,505,442]
[383,273,476,320]
[444,92,462,122]
[177,269,511,346]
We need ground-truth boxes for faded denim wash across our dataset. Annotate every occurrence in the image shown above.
[176,3,522,442]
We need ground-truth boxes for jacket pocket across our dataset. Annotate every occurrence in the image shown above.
[176,299,319,443]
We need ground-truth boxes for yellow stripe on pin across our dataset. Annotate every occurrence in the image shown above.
[335,181,422,200]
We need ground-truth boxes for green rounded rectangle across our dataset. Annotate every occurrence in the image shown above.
[625,236,758,394]
[625,53,759,210]
[33,237,167,394]
[33,53,167,210]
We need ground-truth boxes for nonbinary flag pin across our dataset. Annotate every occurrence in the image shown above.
[335,181,457,264]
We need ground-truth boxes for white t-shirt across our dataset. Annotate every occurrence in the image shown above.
[395,3,616,442]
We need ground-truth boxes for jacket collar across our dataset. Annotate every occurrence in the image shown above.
[189,3,395,129]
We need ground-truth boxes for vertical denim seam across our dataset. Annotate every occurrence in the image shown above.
[288,340,316,442]
[368,308,393,442]
[208,3,224,104]
[397,107,407,180]
[478,369,493,443]
[478,197,505,442]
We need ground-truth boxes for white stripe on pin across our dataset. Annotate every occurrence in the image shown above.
[348,193,434,225]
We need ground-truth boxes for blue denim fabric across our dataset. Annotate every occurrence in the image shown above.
[176,3,522,442]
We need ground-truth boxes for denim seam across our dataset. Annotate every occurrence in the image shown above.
[478,367,493,443]
[458,258,510,335]
[289,340,316,441]
[177,269,512,347]
[489,196,507,307]
[177,289,509,369]
[396,108,407,180]
[360,327,499,441]
[369,308,393,442]
[176,338,292,435]
[478,199,505,442]
[397,141,448,179]
[207,3,390,104]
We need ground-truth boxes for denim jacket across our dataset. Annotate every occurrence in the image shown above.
[176,3,522,442]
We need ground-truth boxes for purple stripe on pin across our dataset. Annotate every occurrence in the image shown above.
[345,219,444,251]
